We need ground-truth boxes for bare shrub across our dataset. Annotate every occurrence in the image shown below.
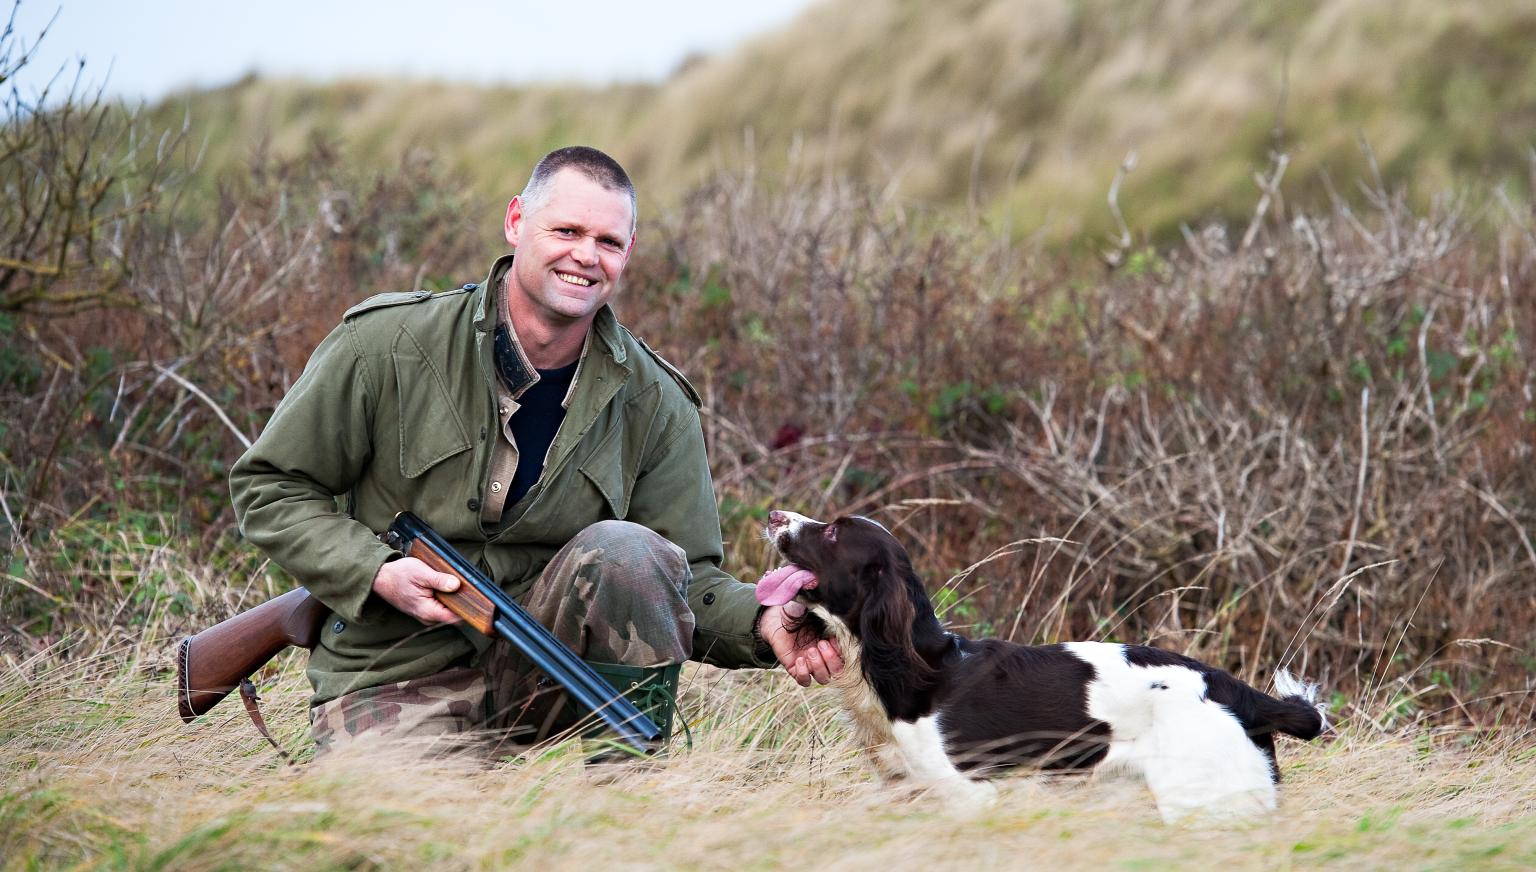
[0,22,484,646]
[623,163,1535,729]
[0,7,185,317]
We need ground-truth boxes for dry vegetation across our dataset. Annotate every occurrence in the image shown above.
[4,6,1536,869]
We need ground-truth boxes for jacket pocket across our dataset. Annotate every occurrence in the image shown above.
[392,326,471,478]
[575,382,661,519]
[578,426,631,518]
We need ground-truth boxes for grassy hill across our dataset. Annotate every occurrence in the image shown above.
[151,0,1536,243]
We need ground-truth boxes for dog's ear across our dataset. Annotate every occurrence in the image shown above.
[858,561,914,644]
[858,561,935,685]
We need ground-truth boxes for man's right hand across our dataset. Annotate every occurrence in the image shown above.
[758,601,843,687]
[371,557,463,624]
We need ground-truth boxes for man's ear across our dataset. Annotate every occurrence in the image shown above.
[504,197,524,248]
[620,230,636,269]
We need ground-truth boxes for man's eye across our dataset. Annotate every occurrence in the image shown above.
[555,228,576,236]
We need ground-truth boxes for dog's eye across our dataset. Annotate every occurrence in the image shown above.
[823,523,839,543]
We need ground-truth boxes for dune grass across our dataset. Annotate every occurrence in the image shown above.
[142,0,1536,245]
[3,620,1534,871]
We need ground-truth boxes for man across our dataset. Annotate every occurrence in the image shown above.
[230,146,839,753]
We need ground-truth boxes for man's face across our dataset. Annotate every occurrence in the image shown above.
[503,169,635,328]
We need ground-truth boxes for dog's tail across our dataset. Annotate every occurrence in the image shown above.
[1256,669,1329,740]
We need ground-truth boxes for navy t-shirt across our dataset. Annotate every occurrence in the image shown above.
[505,358,578,505]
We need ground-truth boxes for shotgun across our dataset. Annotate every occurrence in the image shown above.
[176,511,662,754]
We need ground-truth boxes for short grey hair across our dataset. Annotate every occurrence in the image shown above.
[518,145,637,235]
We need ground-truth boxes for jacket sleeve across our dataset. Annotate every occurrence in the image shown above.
[625,401,775,670]
[228,319,398,623]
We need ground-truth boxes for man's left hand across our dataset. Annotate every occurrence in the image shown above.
[757,601,843,687]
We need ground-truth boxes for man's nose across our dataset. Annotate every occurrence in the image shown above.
[570,235,598,265]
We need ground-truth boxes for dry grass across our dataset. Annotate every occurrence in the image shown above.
[3,619,1535,871]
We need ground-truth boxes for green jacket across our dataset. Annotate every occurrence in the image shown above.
[230,256,769,705]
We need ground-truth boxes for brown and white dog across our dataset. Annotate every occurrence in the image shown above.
[759,510,1328,821]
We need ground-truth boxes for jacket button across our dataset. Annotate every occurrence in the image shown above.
[490,482,502,493]
[332,620,346,634]
[467,498,481,511]
[702,592,715,605]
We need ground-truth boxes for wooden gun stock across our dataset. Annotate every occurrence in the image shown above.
[176,587,328,722]
[175,573,495,723]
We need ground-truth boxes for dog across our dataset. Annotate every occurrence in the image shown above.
[759,510,1329,821]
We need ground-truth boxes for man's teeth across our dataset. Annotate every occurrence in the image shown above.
[556,272,594,287]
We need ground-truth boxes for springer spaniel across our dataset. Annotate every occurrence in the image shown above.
[759,510,1328,822]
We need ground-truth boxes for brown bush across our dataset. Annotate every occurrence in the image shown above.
[622,167,1536,729]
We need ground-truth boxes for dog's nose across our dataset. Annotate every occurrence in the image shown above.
[767,510,789,537]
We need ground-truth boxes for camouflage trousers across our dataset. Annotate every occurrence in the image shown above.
[310,520,694,757]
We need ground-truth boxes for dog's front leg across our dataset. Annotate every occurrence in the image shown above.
[866,739,909,781]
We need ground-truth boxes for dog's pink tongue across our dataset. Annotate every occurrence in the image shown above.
[755,565,816,606]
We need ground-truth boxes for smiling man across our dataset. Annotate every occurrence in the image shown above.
[230,147,839,754]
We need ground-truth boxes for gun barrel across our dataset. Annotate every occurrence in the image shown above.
[390,512,661,753]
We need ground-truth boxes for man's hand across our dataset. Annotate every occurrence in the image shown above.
[372,557,463,625]
[758,601,843,687]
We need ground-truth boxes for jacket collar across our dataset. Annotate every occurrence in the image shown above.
[475,253,629,374]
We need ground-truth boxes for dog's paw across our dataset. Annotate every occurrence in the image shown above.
[930,776,996,814]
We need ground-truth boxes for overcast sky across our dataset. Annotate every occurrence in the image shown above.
[6,1,816,102]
